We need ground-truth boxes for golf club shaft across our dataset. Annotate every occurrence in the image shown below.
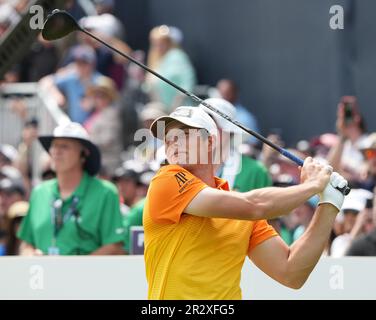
[83,29,295,154]
[81,28,349,195]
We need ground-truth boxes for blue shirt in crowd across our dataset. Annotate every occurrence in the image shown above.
[55,71,102,124]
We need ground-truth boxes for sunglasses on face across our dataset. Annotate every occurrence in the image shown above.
[364,149,376,160]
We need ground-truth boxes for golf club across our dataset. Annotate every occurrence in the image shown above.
[42,9,350,195]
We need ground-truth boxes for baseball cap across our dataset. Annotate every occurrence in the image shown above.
[0,165,22,181]
[0,178,25,196]
[138,170,155,186]
[168,26,183,44]
[79,13,123,39]
[71,45,96,64]
[112,167,139,183]
[199,98,242,133]
[341,188,373,213]
[150,106,218,140]
[0,144,18,163]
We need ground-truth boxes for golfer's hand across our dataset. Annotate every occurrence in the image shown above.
[318,172,348,211]
[300,157,332,193]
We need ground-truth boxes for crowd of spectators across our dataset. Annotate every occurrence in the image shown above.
[0,0,375,257]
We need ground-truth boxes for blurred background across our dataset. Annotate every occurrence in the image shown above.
[0,0,375,259]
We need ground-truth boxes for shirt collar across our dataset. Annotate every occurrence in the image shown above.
[52,171,89,200]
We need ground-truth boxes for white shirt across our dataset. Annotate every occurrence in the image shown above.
[330,233,352,257]
[341,134,368,173]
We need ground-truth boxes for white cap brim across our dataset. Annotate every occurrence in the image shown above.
[150,115,208,139]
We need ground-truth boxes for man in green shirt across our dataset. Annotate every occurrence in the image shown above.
[17,122,125,255]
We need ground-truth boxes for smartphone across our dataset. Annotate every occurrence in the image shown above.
[365,198,373,209]
[344,102,353,124]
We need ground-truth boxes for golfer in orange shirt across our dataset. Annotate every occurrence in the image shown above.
[144,106,348,299]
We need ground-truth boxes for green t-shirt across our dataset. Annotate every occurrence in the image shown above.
[280,226,293,245]
[154,48,196,112]
[17,172,124,255]
[232,154,272,191]
[123,198,146,253]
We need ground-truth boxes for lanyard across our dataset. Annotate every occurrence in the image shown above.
[50,196,79,246]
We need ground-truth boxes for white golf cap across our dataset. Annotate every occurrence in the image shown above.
[199,98,242,133]
[150,106,218,140]
[0,144,18,163]
[341,188,373,212]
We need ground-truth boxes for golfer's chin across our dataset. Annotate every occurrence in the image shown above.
[166,152,188,165]
[167,156,209,172]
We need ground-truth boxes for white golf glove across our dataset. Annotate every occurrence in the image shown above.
[318,172,348,211]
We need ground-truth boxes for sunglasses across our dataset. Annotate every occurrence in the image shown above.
[364,149,376,160]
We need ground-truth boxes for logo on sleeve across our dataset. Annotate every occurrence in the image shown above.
[175,172,188,188]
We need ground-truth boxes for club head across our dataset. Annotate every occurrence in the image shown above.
[42,9,81,41]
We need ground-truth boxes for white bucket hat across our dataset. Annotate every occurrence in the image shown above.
[38,122,101,176]
[199,98,242,133]
[150,106,218,139]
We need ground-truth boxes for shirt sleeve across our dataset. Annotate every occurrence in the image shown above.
[123,201,144,252]
[248,219,279,252]
[147,166,207,224]
[17,192,35,246]
[98,184,125,246]
[54,73,69,93]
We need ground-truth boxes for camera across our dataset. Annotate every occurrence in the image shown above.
[344,102,353,124]
[365,198,373,209]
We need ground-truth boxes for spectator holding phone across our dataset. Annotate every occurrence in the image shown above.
[327,96,368,185]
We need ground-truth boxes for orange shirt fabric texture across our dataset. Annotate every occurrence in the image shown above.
[143,164,278,300]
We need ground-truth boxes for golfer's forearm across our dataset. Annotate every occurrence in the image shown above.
[285,205,338,288]
[244,182,319,220]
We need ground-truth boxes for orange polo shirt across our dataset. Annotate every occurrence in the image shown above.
[143,164,278,300]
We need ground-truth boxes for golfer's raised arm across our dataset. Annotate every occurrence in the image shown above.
[248,173,347,289]
[185,157,332,220]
